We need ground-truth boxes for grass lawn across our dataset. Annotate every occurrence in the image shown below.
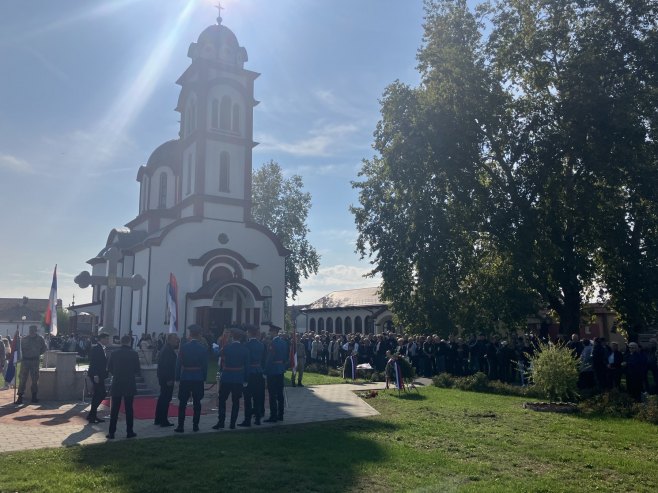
[0,386,656,492]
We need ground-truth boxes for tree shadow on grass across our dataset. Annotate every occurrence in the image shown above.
[71,418,397,493]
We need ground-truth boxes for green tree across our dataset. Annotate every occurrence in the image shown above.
[251,160,320,301]
[42,307,70,335]
[352,0,658,337]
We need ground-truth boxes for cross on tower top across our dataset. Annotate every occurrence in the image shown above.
[215,1,223,25]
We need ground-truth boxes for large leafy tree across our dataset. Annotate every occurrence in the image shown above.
[353,0,658,337]
[251,160,320,301]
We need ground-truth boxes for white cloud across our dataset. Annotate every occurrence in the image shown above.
[256,122,360,157]
[291,263,382,304]
[0,154,33,173]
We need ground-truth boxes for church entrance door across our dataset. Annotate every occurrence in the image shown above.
[205,307,232,340]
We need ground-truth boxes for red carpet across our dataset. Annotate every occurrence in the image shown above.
[101,397,209,420]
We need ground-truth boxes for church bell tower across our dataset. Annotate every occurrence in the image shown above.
[175,8,259,223]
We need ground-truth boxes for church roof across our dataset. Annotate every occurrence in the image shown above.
[188,21,248,67]
[305,287,386,311]
[146,139,180,170]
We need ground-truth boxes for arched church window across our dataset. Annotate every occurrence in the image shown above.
[326,317,333,332]
[262,286,272,324]
[186,155,193,195]
[364,316,372,335]
[309,318,316,332]
[158,173,167,209]
[211,99,219,129]
[219,152,230,192]
[335,317,343,334]
[345,317,352,333]
[318,318,325,332]
[220,96,231,130]
[232,103,240,133]
[355,316,362,333]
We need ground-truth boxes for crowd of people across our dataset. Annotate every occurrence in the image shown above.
[3,325,656,436]
[289,330,658,401]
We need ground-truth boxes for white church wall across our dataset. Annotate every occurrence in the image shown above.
[204,203,243,222]
[136,219,284,334]
[204,141,245,201]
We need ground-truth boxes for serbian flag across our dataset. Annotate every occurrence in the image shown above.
[44,265,58,336]
[166,273,178,333]
[289,331,298,373]
[4,329,21,385]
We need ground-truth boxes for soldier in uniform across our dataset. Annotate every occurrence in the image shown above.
[87,332,110,423]
[16,325,47,404]
[212,328,248,430]
[264,325,287,423]
[175,324,208,433]
[238,325,265,427]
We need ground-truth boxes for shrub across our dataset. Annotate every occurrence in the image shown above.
[527,342,579,402]
[327,368,342,378]
[432,373,455,388]
[454,372,490,392]
[634,395,658,424]
[578,389,636,418]
[488,380,543,399]
[304,362,328,375]
[370,371,386,382]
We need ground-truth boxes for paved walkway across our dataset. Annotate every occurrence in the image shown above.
[0,380,431,454]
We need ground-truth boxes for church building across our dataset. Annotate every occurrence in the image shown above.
[74,12,287,339]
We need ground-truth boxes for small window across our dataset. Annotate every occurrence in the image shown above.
[158,173,167,208]
[211,99,219,129]
[220,96,231,130]
[219,152,230,192]
[232,103,240,132]
[355,316,362,333]
[309,318,316,332]
[186,155,193,195]
[318,318,325,331]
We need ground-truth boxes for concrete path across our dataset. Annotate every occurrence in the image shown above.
[0,379,431,454]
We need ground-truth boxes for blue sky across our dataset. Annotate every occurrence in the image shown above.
[0,0,425,308]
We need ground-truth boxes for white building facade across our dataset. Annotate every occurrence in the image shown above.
[79,14,287,339]
[297,287,395,335]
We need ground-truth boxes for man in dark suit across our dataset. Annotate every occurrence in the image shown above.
[154,332,179,427]
[175,324,208,433]
[106,334,140,439]
[87,333,110,424]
